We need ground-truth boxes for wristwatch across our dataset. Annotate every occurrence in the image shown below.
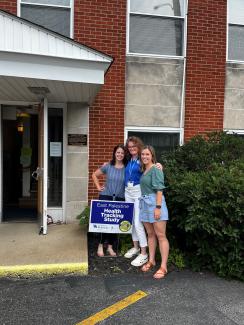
[156,205,161,209]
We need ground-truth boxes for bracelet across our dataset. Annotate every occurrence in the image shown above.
[156,205,161,209]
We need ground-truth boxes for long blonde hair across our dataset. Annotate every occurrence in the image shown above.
[140,145,157,172]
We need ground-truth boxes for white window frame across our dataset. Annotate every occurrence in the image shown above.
[17,0,74,38]
[227,0,244,64]
[126,0,188,59]
[225,129,244,136]
[125,126,183,146]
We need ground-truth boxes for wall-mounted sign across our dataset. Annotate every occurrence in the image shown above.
[68,134,87,146]
[50,142,62,157]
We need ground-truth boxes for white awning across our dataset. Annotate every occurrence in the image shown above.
[0,10,113,103]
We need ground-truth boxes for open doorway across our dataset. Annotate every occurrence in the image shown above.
[2,105,38,222]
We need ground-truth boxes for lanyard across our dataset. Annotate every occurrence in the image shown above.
[128,158,138,180]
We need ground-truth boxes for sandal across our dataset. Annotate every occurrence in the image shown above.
[153,267,167,279]
[97,244,104,257]
[107,246,117,257]
[141,261,155,272]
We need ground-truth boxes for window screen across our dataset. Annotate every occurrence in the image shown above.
[228,0,244,61]
[228,25,244,61]
[128,131,180,162]
[129,15,183,56]
[128,0,185,56]
[21,4,70,37]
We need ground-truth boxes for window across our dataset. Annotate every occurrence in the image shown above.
[128,0,186,57]
[127,130,180,162]
[48,108,63,207]
[19,0,73,38]
[228,0,244,61]
[226,130,244,138]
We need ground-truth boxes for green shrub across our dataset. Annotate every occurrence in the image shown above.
[118,234,133,255]
[163,132,244,280]
[77,206,90,227]
[167,248,185,269]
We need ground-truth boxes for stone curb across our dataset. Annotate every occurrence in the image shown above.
[0,263,88,277]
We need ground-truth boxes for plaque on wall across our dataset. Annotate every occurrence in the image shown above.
[68,134,87,146]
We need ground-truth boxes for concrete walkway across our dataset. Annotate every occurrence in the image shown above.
[0,222,88,276]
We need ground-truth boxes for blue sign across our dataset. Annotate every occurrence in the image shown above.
[89,200,134,234]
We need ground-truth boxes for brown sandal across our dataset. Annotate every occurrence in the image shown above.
[153,267,167,279]
[141,261,155,272]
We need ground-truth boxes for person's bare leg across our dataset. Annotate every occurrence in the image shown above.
[97,243,104,257]
[133,241,139,249]
[144,222,157,264]
[153,221,169,272]
[107,244,117,256]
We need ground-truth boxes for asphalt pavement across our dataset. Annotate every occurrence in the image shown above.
[0,270,243,325]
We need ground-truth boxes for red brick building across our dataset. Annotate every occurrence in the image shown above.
[0,1,243,231]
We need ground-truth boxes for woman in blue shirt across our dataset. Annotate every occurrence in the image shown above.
[92,144,126,257]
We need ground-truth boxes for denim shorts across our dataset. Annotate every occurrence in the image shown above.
[139,193,168,223]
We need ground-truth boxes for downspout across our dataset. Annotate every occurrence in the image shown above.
[179,0,188,145]
[0,105,2,222]
[180,57,186,145]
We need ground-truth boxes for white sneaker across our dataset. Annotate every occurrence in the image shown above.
[124,247,140,259]
[131,254,148,267]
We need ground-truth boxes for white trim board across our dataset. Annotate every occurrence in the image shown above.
[0,52,107,84]
[124,126,183,145]
[1,8,112,63]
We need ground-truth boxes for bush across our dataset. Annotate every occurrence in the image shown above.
[77,206,90,227]
[163,132,244,280]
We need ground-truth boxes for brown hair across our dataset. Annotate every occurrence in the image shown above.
[110,144,127,166]
[125,136,144,158]
[140,145,157,172]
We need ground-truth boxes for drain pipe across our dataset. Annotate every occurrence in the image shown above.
[0,104,2,223]
[179,0,188,145]
[179,57,186,145]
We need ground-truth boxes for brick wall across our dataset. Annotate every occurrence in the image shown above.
[184,0,227,141]
[74,1,126,200]
[0,0,17,14]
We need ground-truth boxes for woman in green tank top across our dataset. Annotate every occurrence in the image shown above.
[139,145,169,279]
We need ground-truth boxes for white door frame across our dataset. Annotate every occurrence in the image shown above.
[62,103,67,224]
[42,97,48,234]
[0,101,67,225]
[46,103,67,224]
[0,104,2,223]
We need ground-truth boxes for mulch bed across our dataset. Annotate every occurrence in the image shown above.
[88,233,176,276]
[88,233,141,276]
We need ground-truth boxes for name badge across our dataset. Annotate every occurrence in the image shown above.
[127,181,134,188]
